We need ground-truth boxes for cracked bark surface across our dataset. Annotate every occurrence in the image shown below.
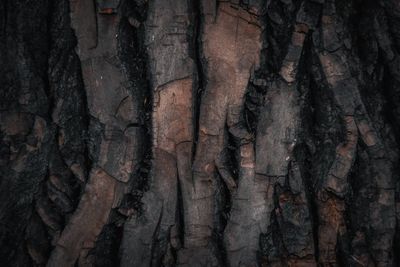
[121,1,195,265]
[1,0,400,266]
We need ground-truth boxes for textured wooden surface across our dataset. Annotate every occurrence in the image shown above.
[1,0,400,266]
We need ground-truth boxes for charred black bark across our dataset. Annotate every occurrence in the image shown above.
[1,0,400,266]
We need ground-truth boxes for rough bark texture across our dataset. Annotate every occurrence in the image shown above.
[1,0,400,266]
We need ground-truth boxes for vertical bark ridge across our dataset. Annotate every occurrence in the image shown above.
[248,1,322,266]
[312,1,359,264]
[48,0,146,265]
[177,1,264,266]
[312,0,399,265]
[121,0,195,266]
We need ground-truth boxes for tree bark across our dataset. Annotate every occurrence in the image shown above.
[1,0,400,266]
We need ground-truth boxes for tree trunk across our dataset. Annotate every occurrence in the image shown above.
[1,0,400,266]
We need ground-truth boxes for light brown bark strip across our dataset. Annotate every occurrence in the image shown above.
[47,0,142,265]
[47,168,116,267]
[179,2,262,265]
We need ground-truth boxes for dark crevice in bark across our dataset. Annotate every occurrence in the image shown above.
[120,1,152,187]
[176,171,185,254]
[296,36,320,264]
[309,48,343,265]
[382,67,400,145]
[89,221,124,267]
[214,173,230,267]
[303,43,322,263]
[192,0,203,162]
